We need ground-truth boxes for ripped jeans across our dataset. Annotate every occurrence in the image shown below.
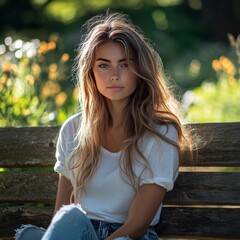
[15,204,158,240]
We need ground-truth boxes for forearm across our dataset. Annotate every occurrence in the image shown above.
[54,174,73,214]
[106,184,166,240]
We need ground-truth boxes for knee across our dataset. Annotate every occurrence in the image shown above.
[15,224,45,240]
[52,204,88,226]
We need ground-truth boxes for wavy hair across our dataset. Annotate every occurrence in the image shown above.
[70,12,194,199]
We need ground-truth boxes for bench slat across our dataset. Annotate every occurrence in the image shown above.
[0,171,58,203]
[0,206,54,238]
[192,122,240,166]
[0,126,59,167]
[1,171,240,205]
[1,123,240,167]
[0,206,239,239]
[157,207,240,238]
[165,171,240,205]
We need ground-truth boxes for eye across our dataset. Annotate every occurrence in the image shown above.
[98,63,109,69]
[121,63,129,69]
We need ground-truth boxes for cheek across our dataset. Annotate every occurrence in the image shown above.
[93,70,108,82]
[129,74,138,89]
[94,73,106,93]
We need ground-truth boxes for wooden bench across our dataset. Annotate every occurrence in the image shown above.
[0,122,240,239]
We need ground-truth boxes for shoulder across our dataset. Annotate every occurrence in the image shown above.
[138,124,178,157]
[154,124,178,143]
[141,124,178,145]
[60,113,81,134]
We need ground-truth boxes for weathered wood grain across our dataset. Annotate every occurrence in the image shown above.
[0,123,240,239]
[188,122,240,166]
[0,171,58,203]
[0,206,54,238]
[0,123,240,167]
[165,172,240,205]
[157,207,240,238]
[1,171,240,205]
[0,206,239,239]
[0,126,59,167]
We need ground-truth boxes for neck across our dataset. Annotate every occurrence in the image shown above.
[106,100,126,128]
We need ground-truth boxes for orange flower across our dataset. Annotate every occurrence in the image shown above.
[48,64,58,80]
[49,63,57,72]
[2,62,17,73]
[38,41,48,54]
[41,81,61,99]
[61,53,69,62]
[55,92,67,107]
[32,63,41,77]
[48,41,56,51]
[212,60,221,72]
[48,71,58,80]
[219,56,236,76]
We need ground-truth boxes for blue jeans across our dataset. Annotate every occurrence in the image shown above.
[15,204,158,240]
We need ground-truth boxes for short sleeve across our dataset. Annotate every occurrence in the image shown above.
[54,114,79,180]
[140,125,179,192]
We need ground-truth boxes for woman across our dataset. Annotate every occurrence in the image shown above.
[15,11,193,240]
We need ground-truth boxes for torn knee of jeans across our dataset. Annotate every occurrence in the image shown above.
[15,224,45,240]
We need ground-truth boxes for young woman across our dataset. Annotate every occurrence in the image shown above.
[15,12,193,240]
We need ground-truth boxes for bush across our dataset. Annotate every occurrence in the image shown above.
[0,34,77,126]
[184,34,240,123]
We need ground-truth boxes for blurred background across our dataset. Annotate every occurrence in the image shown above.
[0,0,239,126]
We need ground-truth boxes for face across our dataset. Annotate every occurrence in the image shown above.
[92,41,137,105]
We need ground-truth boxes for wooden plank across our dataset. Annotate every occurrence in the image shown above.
[165,172,240,205]
[157,207,240,239]
[0,171,58,203]
[1,171,240,205]
[188,122,240,166]
[0,126,59,167]
[0,206,239,239]
[0,206,54,238]
[0,123,240,167]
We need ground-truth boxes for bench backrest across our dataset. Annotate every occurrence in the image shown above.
[0,123,240,239]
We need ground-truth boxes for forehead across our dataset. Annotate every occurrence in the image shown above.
[94,41,126,60]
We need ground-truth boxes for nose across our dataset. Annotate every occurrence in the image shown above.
[110,68,119,81]
[111,75,119,81]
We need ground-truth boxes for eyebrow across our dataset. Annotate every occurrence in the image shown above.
[96,58,127,62]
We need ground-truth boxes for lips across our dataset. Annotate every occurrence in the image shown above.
[107,85,124,91]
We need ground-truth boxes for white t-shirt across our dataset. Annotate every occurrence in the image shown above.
[54,113,179,226]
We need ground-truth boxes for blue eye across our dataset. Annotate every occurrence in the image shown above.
[121,63,128,68]
[99,64,109,68]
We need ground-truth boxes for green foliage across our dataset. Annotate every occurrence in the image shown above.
[185,34,240,123]
[185,78,240,122]
[0,1,239,125]
[0,35,77,126]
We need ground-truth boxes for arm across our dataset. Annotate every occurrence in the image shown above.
[54,174,73,214]
[106,183,166,239]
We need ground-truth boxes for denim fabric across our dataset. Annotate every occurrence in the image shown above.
[15,204,158,240]
[90,220,158,240]
[15,224,45,240]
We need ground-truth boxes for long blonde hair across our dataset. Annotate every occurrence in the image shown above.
[70,12,194,199]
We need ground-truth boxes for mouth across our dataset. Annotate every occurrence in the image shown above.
[107,85,124,91]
